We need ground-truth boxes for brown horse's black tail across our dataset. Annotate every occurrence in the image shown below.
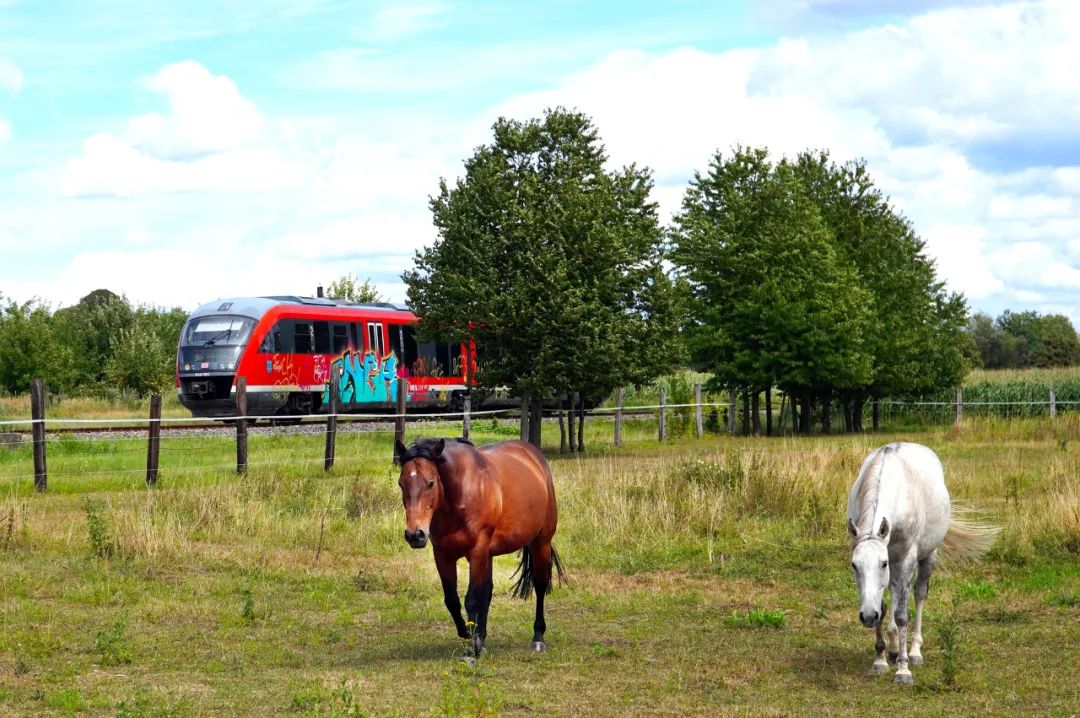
[511,545,566,599]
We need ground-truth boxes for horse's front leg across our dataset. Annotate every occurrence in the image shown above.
[464,547,494,657]
[434,549,468,639]
[871,606,889,675]
[909,551,936,666]
[892,556,917,685]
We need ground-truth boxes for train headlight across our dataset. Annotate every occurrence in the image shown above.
[183,363,191,371]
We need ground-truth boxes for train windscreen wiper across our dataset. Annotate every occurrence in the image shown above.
[203,329,234,346]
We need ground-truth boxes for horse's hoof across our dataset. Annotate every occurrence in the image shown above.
[461,655,478,668]
[887,651,899,664]
[870,662,888,676]
[530,641,547,653]
[894,671,913,686]
[909,654,924,666]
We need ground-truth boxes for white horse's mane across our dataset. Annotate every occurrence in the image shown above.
[854,444,896,539]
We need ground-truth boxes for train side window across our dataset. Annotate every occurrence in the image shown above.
[351,323,364,352]
[294,322,313,353]
[313,321,331,354]
[331,323,349,354]
[401,325,419,374]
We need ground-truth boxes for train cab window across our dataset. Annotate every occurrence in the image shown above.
[367,322,385,357]
[331,323,349,354]
[293,322,313,353]
[313,321,331,354]
[351,323,363,352]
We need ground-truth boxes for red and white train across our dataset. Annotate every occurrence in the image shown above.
[176,295,471,419]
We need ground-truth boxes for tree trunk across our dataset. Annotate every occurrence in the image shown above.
[527,396,543,448]
[558,394,568,454]
[800,394,813,434]
[741,390,750,436]
[822,393,831,434]
[765,387,773,437]
[872,396,880,432]
[790,394,798,436]
[853,391,865,433]
[778,392,787,434]
[577,395,586,452]
[751,390,761,436]
[842,394,853,433]
[568,392,578,452]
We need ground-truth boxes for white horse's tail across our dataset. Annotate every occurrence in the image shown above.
[942,507,1001,561]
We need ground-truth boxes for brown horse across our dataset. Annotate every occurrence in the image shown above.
[395,437,564,656]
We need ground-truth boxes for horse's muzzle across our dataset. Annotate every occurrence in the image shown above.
[859,610,880,628]
[404,528,428,549]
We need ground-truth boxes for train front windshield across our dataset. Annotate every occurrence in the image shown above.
[181,316,255,348]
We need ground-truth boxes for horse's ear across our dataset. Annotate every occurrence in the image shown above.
[430,438,446,460]
[394,440,407,465]
[878,516,890,539]
[847,518,858,537]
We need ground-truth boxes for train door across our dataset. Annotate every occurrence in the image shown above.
[367,321,385,358]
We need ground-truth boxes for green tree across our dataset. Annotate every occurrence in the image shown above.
[0,298,77,394]
[404,108,682,447]
[326,275,384,303]
[672,149,873,434]
[1030,314,1080,367]
[790,151,970,427]
[53,290,135,393]
[104,309,179,397]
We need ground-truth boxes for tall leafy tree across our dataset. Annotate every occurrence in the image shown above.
[404,108,682,446]
[326,275,384,303]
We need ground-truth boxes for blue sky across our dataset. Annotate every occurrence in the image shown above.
[1,0,1078,322]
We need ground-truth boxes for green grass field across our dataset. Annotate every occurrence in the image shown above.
[1,413,1078,716]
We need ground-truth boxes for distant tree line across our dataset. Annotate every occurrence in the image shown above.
[967,310,1080,369]
[0,289,187,397]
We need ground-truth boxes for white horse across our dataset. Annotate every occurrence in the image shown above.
[847,442,999,684]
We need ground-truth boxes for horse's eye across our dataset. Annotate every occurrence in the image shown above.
[881,561,888,569]
[426,480,435,489]
[851,562,856,570]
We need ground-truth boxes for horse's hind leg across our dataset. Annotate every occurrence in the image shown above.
[909,551,936,666]
[435,549,469,639]
[529,538,554,652]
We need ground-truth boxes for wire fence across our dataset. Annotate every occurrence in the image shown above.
[2,381,1078,492]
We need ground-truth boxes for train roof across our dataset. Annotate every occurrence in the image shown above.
[188,296,412,321]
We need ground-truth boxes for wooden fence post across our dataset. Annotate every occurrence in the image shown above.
[728,387,736,435]
[614,388,623,448]
[146,393,161,486]
[235,377,248,474]
[394,378,407,462]
[658,387,667,441]
[30,379,46,493]
[694,383,703,438]
[462,394,471,440]
[1049,388,1056,419]
[519,395,529,442]
[324,377,338,471]
[954,387,963,425]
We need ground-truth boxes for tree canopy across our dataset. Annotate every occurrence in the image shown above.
[403,108,683,444]
[326,275,384,304]
[671,146,970,432]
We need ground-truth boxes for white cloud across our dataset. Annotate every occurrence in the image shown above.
[8,1,1080,318]
[59,61,302,197]
[369,2,451,41]
[0,57,21,94]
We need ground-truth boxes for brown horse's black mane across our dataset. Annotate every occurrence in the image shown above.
[398,437,473,464]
